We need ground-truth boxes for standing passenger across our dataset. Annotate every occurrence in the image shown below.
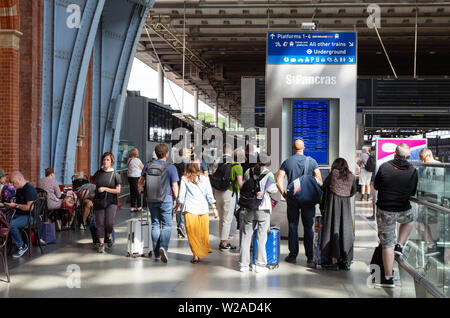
[212,143,243,251]
[174,159,218,263]
[92,152,122,253]
[321,158,356,270]
[127,148,144,212]
[358,147,372,201]
[139,143,179,263]
[276,139,322,268]
[239,154,278,273]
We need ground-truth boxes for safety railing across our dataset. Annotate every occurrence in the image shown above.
[399,162,450,297]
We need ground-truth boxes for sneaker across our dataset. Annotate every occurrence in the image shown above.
[306,261,317,269]
[219,243,236,251]
[106,237,114,248]
[177,227,186,239]
[13,244,28,258]
[39,239,47,246]
[323,263,339,271]
[255,265,269,274]
[394,244,403,256]
[97,244,105,253]
[239,266,250,272]
[285,256,297,264]
[159,247,168,263]
[137,207,143,212]
[376,276,395,288]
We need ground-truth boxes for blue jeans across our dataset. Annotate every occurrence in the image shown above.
[148,201,173,257]
[8,214,33,249]
[287,199,316,261]
[175,210,185,230]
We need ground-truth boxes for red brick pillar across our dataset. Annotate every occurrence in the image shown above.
[18,0,42,185]
[0,0,21,176]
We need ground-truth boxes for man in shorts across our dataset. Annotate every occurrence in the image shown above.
[374,143,418,288]
[358,147,372,201]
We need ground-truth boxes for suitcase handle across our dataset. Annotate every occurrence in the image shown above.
[140,193,149,223]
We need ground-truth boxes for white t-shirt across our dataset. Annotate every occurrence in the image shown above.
[127,157,143,178]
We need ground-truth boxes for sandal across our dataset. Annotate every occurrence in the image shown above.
[190,257,199,264]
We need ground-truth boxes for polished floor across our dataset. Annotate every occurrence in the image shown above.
[0,200,416,298]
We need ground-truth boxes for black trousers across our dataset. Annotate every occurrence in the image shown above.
[128,177,141,208]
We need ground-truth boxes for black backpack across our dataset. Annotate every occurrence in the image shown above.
[238,169,267,210]
[364,154,376,172]
[210,160,239,192]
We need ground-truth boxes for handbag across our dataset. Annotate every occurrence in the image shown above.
[286,157,323,206]
[94,171,115,210]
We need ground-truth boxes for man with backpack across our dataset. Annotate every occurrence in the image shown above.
[138,143,179,263]
[358,147,375,201]
[211,143,243,251]
[276,139,322,268]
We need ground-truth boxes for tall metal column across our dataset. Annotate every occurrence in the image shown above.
[193,89,199,118]
[214,100,219,127]
[157,63,164,104]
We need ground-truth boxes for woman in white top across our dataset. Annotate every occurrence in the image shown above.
[175,159,218,264]
[127,148,144,212]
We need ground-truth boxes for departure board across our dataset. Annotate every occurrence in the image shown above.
[292,100,329,165]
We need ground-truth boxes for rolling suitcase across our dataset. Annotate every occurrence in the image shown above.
[252,226,281,269]
[313,215,323,269]
[126,194,152,258]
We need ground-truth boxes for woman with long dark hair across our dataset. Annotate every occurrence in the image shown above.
[321,158,356,270]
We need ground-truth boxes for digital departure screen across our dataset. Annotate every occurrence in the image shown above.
[292,100,329,165]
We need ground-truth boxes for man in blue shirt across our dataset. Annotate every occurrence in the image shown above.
[276,139,322,268]
[139,143,179,263]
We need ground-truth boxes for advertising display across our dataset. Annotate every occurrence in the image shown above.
[376,138,427,166]
[292,100,329,165]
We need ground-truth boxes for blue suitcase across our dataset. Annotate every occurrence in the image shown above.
[89,218,115,244]
[252,227,280,269]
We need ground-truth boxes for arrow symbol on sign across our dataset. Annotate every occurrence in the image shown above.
[270,34,275,39]
[349,42,354,47]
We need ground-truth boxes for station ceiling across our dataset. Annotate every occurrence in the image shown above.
[135,0,450,121]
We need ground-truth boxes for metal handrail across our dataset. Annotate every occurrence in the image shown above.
[397,197,450,298]
[409,197,450,215]
[396,254,447,298]
[411,162,450,168]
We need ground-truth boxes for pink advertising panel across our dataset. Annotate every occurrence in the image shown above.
[376,138,427,168]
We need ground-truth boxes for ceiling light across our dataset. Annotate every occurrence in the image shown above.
[301,22,316,30]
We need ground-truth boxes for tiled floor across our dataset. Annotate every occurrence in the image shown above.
[0,200,416,297]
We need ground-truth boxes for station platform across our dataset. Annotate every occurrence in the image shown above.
[0,201,415,298]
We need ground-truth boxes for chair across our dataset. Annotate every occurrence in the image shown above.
[0,209,16,283]
[20,199,45,257]
[75,189,93,230]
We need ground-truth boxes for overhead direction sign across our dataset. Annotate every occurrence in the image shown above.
[267,32,357,64]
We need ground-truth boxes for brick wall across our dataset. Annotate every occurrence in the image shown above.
[0,0,20,177]
[18,0,43,185]
[75,56,93,178]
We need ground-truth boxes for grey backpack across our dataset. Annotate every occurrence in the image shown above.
[145,161,170,202]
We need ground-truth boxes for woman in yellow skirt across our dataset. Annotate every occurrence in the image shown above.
[174,159,218,263]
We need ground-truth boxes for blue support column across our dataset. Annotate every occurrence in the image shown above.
[41,0,154,183]
[91,0,154,174]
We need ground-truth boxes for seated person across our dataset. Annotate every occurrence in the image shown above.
[0,169,8,196]
[37,168,63,211]
[76,182,96,227]
[4,171,38,258]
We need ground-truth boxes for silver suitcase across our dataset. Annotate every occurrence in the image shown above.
[126,194,152,258]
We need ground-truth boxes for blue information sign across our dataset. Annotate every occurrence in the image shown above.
[267,32,356,64]
[292,100,329,165]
